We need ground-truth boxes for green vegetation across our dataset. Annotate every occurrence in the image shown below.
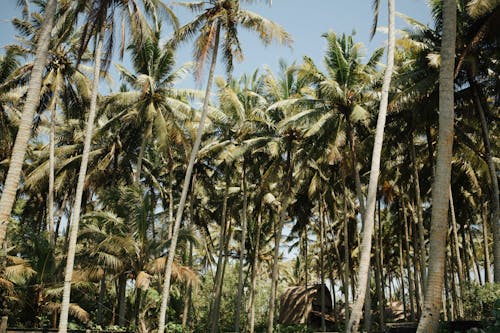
[0,1,499,333]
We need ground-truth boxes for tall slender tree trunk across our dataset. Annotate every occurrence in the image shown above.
[469,79,500,282]
[54,192,68,244]
[346,119,365,217]
[47,94,57,245]
[364,268,372,333]
[157,23,221,333]
[319,198,327,332]
[97,271,106,325]
[468,225,482,284]
[398,236,407,321]
[234,158,247,332]
[267,149,293,333]
[481,202,492,283]
[210,179,230,333]
[342,172,351,328]
[118,273,127,327]
[346,1,395,331]
[449,187,464,317]
[402,197,416,321]
[416,0,456,330]
[410,131,427,290]
[135,128,148,184]
[58,26,105,333]
[410,205,423,317]
[375,200,385,329]
[0,0,57,247]
[248,210,262,333]
[168,157,174,240]
[444,256,452,321]
[182,178,195,329]
[460,220,471,283]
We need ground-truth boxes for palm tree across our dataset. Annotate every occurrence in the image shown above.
[157,2,291,331]
[0,0,57,248]
[110,34,195,183]
[59,1,177,331]
[347,0,396,331]
[416,0,456,331]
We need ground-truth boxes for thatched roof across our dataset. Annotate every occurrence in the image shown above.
[279,284,333,325]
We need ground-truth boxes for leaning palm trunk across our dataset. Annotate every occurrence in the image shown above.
[416,0,456,331]
[0,0,57,247]
[346,0,395,331]
[157,23,221,333]
[58,27,104,333]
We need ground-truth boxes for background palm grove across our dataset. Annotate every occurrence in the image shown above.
[0,0,498,333]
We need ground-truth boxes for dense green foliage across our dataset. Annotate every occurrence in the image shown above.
[0,0,499,332]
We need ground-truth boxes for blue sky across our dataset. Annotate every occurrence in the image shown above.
[0,0,432,90]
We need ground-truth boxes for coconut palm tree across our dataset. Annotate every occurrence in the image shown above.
[0,0,57,248]
[110,33,196,184]
[157,2,291,331]
[416,0,456,331]
[347,0,396,331]
[59,1,177,331]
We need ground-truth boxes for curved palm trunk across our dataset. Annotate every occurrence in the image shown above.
[157,22,221,333]
[267,149,292,333]
[0,0,57,247]
[346,0,395,331]
[416,0,456,331]
[58,27,104,333]
[234,158,247,332]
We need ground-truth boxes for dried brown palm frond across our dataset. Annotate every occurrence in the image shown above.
[4,255,36,284]
[135,270,152,290]
[43,301,90,323]
[148,258,200,287]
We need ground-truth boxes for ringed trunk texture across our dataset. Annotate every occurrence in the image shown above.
[416,0,456,331]
[0,0,57,247]
[58,26,104,333]
[346,1,394,331]
[157,22,221,333]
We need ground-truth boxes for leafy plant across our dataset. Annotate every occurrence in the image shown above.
[463,283,500,319]
[466,298,500,333]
